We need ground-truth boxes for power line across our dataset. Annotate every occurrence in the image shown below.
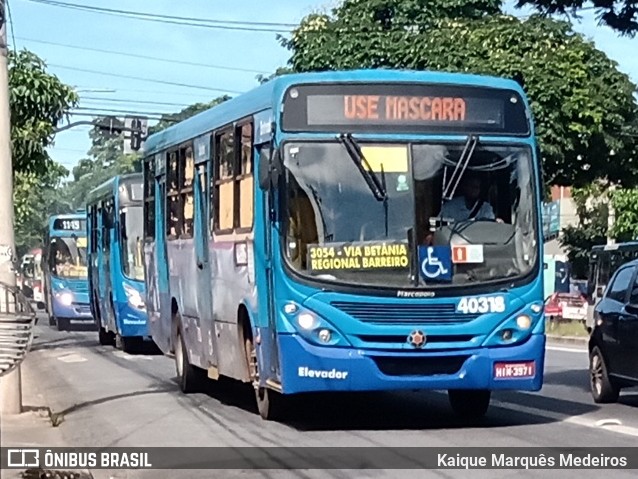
[48,64,243,94]
[72,86,213,99]
[26,0,294,33]
[72,106,174,117]
[67,112,166,121]
[17,36,271,75]
[81,97,190,108]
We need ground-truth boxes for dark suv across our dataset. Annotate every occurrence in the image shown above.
[589,259,638,403]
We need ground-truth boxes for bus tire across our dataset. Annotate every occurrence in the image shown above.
[589,346,620,403]
[175,329,205,393]
[98,327,113,346]
[57,318,68,332]
[48,315,56,327]
[448,389,491,419]
[244,335,286,421]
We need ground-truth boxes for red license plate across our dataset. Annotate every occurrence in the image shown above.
[493,361,535,379]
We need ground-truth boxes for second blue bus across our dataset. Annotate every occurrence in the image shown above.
[86,173,150,352]
[42,212,93,331]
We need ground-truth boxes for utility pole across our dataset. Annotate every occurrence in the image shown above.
[0,0,22,415]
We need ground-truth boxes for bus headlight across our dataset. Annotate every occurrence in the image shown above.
[297,312,318,330]
[282,303,350,347]
[483,307,542,347]
[123,283,145,310]
[516,314,532,330]
[56,292,74,306]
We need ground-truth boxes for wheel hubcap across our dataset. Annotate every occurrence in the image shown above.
[246,339,259,389]
[176,336,183,377]
[591,354,603,395]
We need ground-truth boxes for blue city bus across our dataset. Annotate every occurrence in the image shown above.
[86,173,150,352]
[143,69,546,420]
[42,212,93,331]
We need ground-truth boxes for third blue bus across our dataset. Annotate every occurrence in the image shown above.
[86,173,150,352]
[142,69,546,420]
[42,212,93,330]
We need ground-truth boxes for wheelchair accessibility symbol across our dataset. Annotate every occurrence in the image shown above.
[418,246,452,281]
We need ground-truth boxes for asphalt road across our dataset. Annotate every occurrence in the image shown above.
[19,316,638,478]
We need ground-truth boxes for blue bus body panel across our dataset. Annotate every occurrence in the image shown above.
[86,174,149,339]
[143,68,545,395]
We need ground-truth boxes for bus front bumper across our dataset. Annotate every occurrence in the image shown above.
[276,333,545,394]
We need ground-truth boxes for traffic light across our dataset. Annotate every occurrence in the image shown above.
[124,116,148,153]
[131,118,143,151]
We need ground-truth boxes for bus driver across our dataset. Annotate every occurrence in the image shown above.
[440,176,502,223]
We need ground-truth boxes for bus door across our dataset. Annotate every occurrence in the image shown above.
[259,143,280,381]
[101,199,117,332]
[156,173,172,351]
[193,135,217,368]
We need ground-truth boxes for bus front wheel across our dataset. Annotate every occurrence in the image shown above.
[98,327,114,346]
[244,336,285,421]
[448,389,491,419]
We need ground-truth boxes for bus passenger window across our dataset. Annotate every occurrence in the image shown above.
[183,193,194,237]
[168,152,178,191]
[179,145,195,238]
[168,195,180,237]
[240,123,253,176]
[238,122,254,230]
[183,147,194,189]
[214,128,235,233]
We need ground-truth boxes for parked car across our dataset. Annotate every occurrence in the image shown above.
[588,260,638,403]
[544,292,588,322]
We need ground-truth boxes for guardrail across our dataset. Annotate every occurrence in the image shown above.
[0,281,36,377]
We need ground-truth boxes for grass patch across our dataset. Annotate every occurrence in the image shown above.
[545,319,589,337]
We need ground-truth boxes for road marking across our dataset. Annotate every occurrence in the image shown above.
[492,400,638,437]
[56,353,87,363]
[546,345,587,353]
[111,350,153,360]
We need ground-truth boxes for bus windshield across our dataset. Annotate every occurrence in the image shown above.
[121,205,144,281]
[51,236,88,279]
[283,141,538,289]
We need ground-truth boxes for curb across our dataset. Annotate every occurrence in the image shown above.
[546,334,588,346]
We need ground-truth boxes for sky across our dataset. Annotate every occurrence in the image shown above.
[7,0,638,174]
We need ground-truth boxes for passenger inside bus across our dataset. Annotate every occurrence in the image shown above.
[286,186,318,269]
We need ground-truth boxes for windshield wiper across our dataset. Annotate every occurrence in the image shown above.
[442,134,478,202]
[338,133,387,202]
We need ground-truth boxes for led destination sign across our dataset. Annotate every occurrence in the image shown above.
[282,83,530,134]
[53,219,86,232]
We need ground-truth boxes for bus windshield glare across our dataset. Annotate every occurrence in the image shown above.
[283,141,538,288]
[51,236,88,279]
[121,205,145,281]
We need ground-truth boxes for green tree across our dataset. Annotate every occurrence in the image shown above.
[148,95,232,134]
[282,0,638,187]
[610,188,638,241]
[559,183,609,278]
[9,49,78,255]
[517,1,638,36]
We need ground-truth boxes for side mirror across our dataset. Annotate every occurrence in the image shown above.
[258,155,271,190]
[258,148,281,190]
